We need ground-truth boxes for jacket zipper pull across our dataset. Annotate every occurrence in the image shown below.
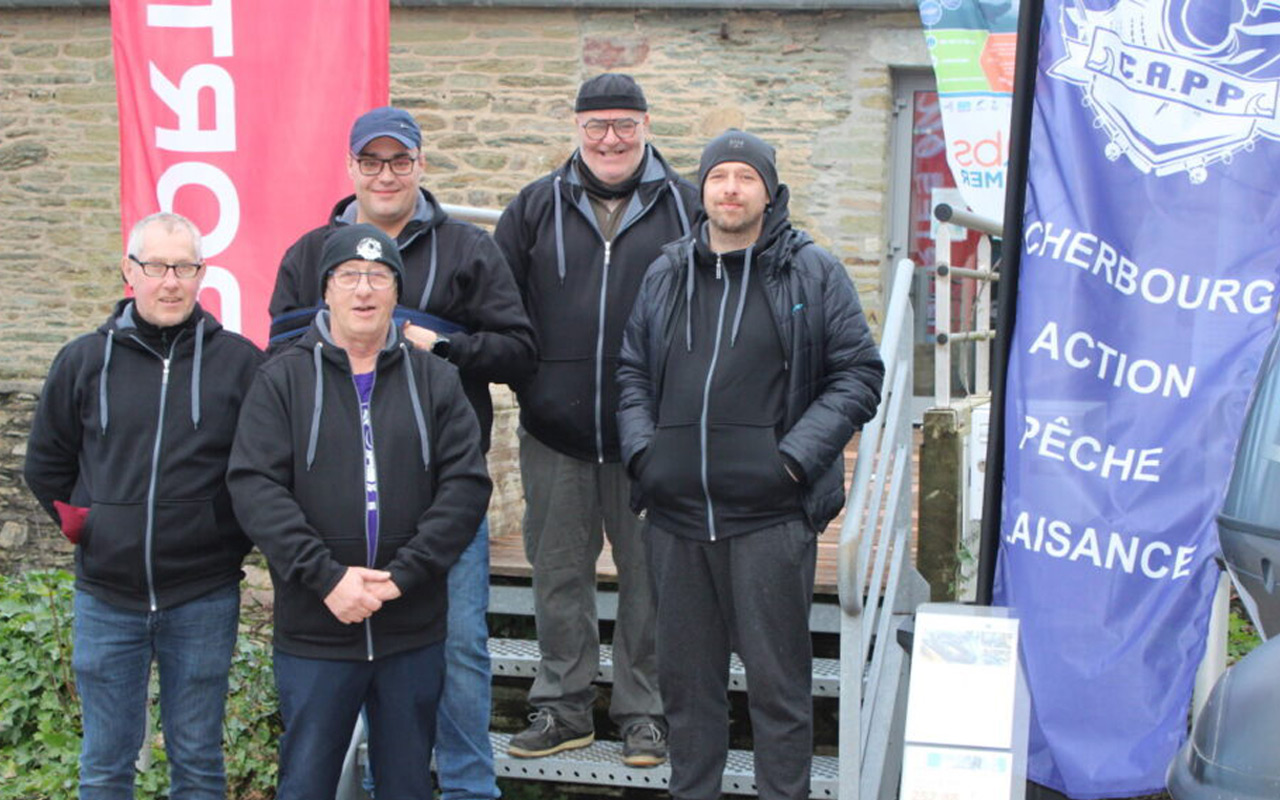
[716,254,723,281]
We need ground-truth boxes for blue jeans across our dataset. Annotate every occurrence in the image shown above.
[72,584,239,800]
[436,518,499,799]
[275,642,445,800]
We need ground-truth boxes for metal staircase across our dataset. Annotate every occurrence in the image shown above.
[337,259,925,799]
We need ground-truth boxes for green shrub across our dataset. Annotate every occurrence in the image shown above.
[0,570,280,800]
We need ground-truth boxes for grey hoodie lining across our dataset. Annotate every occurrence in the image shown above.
[307,312,431,471]
[553,147,689,284]
[100,302,205,435]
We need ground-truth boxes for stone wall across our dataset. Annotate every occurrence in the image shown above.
[0,6,929,568]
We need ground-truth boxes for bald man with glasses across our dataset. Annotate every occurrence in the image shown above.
[494,73,700,767]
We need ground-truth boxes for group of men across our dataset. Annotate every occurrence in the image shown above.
[24,72,884,800]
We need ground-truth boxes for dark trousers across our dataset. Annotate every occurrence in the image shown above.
[273,641,445,800]
[647,520,818,800]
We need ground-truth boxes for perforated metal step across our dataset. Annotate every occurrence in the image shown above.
[490,637,842,696]
[492,732,839,798]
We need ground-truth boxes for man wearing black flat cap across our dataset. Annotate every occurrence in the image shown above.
[618,130,885,800]
[495,74,699,766]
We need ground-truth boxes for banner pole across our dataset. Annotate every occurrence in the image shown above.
[976,0,1045,605]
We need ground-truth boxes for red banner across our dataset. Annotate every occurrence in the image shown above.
[112,0,389,346]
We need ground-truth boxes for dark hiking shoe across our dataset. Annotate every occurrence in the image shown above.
[507,708,594,758]
[621,721,668,767]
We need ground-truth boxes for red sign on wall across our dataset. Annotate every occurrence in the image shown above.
[112,0,389,346]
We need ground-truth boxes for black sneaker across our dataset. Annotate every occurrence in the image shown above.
[622,721,667,767]
[507,708,594,758]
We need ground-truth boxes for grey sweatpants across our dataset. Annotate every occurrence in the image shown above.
[646,519,818,800]
[518,428,662,731]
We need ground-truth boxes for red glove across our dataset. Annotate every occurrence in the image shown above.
[53,501,88,545]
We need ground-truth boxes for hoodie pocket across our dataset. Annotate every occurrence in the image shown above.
[80,501,147,594]
[704,424,801,514]
[638,424,703,518]
[277,533,368,646]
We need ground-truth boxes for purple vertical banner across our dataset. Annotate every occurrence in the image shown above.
[995,1,1280,797]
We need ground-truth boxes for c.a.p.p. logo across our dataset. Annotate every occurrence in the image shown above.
[1048,0,1280,183]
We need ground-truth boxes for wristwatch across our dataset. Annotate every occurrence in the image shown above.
[431,337,452,359]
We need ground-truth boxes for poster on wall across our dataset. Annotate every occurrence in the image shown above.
[112,0,389,346]
[917,0,1018,222]
[997,1,1280,797]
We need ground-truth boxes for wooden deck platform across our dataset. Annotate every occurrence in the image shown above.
[489,430,921,595]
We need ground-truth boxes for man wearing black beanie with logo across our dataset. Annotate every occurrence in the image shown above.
[495,73,699,767]
[618,129,885,800]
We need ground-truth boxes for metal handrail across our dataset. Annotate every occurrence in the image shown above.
[838,258,914,615]
[441,203,501,226]
[836,258,916,800]
[932,203,1000,407]
[934,202,1002,237]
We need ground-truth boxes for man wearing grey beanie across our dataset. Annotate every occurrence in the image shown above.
[618,129,885,800]
[495,73,700,768]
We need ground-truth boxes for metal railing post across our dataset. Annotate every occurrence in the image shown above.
[934,223,953,408]
[975,235,993,396]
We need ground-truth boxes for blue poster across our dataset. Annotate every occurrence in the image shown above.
[996,1,1280,797]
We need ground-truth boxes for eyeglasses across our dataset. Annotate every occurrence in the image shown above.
[354,154,418,176]
[330,268,396,291]
[129,254,203,279]
[580,118,643,142]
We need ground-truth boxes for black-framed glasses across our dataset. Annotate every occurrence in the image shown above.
[580,118,643,142]
[331,268,396,291]
[354,154,418,176]
[128,254,203,279]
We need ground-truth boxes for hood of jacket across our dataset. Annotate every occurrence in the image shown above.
[94,299,224,435]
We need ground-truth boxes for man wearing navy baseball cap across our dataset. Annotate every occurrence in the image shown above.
[618,129,885,800]
[267,105,533,800]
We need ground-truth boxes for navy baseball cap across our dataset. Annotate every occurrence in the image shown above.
[349,106,422,153]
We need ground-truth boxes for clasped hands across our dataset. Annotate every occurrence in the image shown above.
[323,566,403,624]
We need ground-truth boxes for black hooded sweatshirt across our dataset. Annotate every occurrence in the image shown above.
[495,145,699,463]
[269,188,536,452]
[25,300,264,611]
[227,314,491,661]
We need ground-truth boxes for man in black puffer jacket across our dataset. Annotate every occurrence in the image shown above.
[229,225,491,800]
[495,73,699,767]
[25,212,264,800]
[617,130,884,800]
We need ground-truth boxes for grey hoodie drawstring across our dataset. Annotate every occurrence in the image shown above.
[399,343,432,471]
[553,175,566,283]
[190,315,205,428]
[685,243,755,350]
[416,228,439,310]
[729,245,753,347]
[99,332,114,435]
[684,247,696,352]
[669,180,691,237]
[306,342,324,470]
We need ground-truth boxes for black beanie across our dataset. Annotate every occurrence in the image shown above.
[319,224,405,299]
[698,129,779,202]
[575,73,648,113]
